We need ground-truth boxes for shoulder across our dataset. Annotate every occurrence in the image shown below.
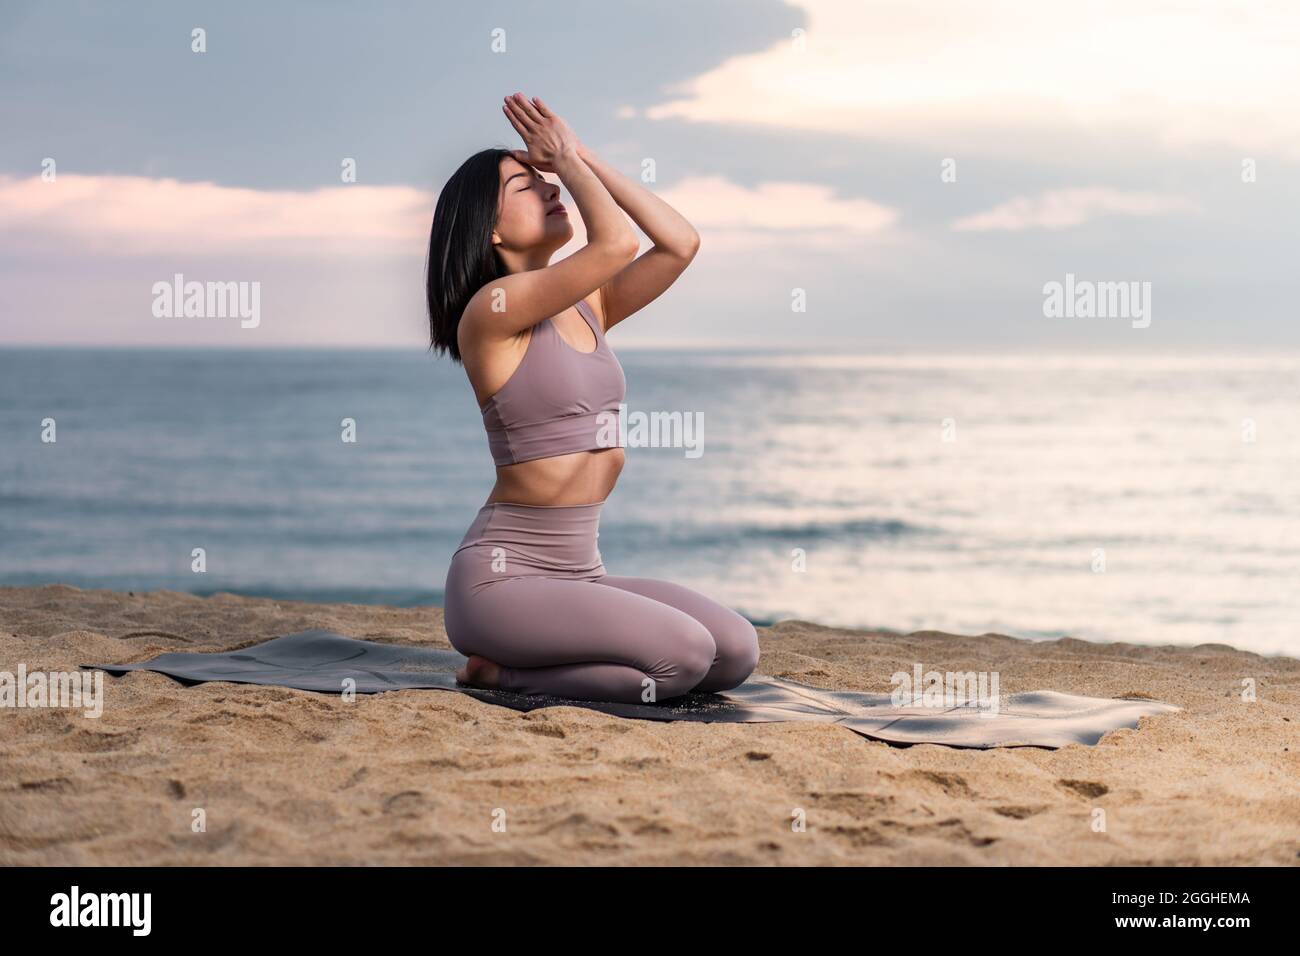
[457,283,505,347]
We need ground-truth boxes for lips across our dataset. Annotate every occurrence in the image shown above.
[547,204,567,216]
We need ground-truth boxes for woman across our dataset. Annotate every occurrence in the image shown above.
[427,92,759,705]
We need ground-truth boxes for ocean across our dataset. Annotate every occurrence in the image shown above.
[2,347,1297,657]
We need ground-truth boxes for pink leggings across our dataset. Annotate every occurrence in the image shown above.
[442,500,760,704]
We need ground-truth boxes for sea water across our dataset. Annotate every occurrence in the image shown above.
[2,347,1297,657]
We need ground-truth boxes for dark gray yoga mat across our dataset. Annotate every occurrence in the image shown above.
[82,629,1180,749]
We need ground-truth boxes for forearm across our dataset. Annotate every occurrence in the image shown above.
[577,143,699,256]
[552,148,638,252]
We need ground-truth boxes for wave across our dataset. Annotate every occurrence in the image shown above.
[613,516,931,550]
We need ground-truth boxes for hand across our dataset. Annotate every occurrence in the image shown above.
[502,93,581,172]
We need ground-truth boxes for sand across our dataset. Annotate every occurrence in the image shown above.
[1,584,1297,866]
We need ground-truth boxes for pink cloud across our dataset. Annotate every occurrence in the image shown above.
[0,173,434,257]
[950,187,1199,232]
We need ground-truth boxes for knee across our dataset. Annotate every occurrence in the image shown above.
[703,614,761,692]
[654,617,716,700]
[734,617,761,675]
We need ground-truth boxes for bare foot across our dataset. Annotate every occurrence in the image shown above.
[456,654,503,689]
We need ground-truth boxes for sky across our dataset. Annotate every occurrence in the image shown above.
[2,0,1298,351]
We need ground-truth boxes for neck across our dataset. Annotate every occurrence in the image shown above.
[496,244,561,274]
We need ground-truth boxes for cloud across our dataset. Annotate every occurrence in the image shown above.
[658,175,897,231]
[644,0,1300,158]
[0,171,899,260]
[950,187,1199,231]
[653,175,899,252]
[0,173,432,257]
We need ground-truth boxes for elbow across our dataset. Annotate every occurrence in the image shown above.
[591,232,639,263]
[663,230,699,264]
[684,229,701,258]
[616,232,642,261]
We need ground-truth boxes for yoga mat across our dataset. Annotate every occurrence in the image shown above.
[82,629,1180,749]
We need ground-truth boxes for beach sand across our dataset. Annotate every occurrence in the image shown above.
[1,584,1297,866]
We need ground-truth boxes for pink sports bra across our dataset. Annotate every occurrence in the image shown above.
[478,298,626,466]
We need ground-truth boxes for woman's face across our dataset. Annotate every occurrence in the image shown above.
[492,156,572,254]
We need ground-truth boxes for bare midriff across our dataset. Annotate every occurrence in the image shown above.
[485,446,626,506]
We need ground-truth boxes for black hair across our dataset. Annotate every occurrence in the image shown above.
[425,146,516,363]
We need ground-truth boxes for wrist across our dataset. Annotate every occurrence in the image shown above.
[553,146,585,172]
